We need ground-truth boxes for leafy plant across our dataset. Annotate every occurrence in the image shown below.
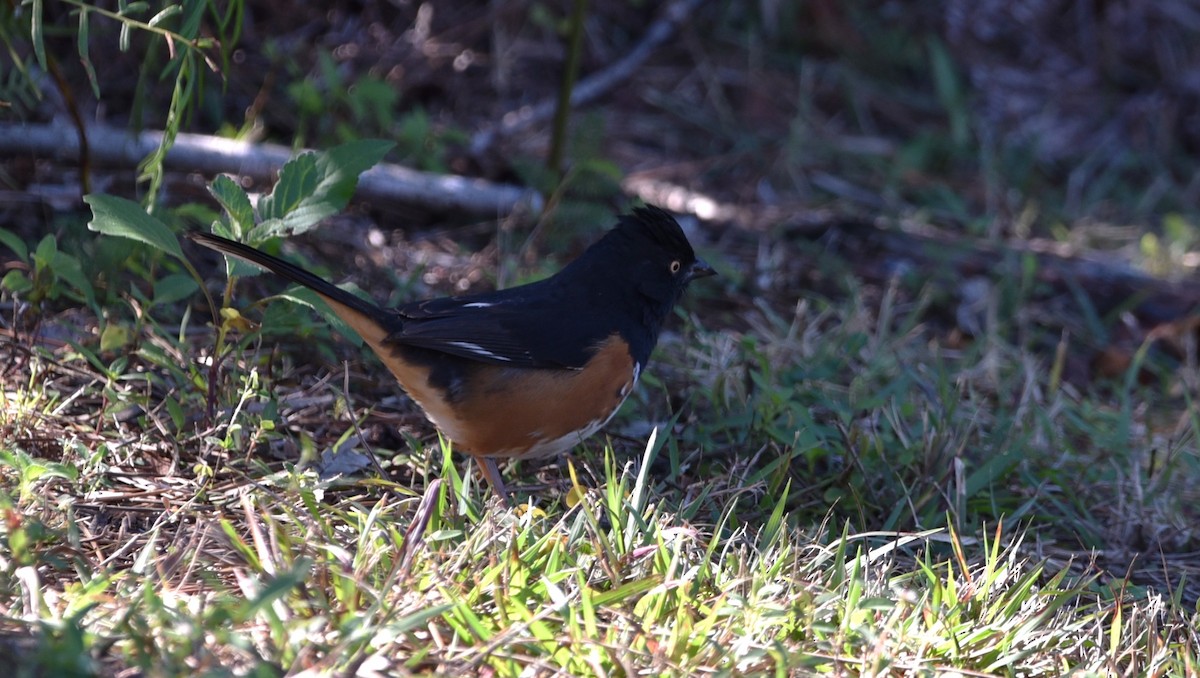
[0,448,78,507]
[0,230,95,310]
[86,138,394,422]
[1,1,241,199]
[284,49,465,171]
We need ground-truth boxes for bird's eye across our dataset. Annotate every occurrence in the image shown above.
[669,260,682,274]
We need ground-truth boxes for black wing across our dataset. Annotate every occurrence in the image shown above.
[384,282,612,369]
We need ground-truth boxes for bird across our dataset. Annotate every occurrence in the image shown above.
[188,205,715,499]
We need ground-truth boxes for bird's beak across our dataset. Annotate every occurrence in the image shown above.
[686,258,717,282]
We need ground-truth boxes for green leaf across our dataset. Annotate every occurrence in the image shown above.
[1,270,33,294]
[207,225,273,279]
[77,8,100,98]
[148,5,182,27]
[258,153,319,222]
[152,273,199,307]
[276,287,364,346]
[203,218,269,277]
[31,0,46,70]
[288,80,323,117]
[250,208,337,243]
[165,396,185,432]
[928,37,968,147]
[246,218,285,242]
[209,174,255,236]
[85,194,184,260]
[251,140,395,240]
[237,560,312,621]
[33,234,57,272]
[591,575,664,607]
[315,139,395,208]
[0,229,29,262]
[177,0,205,40]
[52,251,95,306]
[100,323,131,352]
[119,2,152,16]
[348,77,398,128]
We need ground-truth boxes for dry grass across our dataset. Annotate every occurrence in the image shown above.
[3,260,1199,674]
[3,1,1200,675]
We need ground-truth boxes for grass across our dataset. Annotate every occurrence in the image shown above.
[2,255,1198,675]
[3,2,1200,674]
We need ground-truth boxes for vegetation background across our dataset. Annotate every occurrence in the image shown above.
[1,1,1198,675]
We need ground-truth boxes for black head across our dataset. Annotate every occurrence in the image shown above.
[612,205,715,303]
[558,205,715,363]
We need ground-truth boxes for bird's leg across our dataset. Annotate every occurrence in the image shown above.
[474,456,512,506]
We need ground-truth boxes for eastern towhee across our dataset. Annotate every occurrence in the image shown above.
[189,205,714,498]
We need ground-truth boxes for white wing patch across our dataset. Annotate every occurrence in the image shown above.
[462,302,494,308]
[620,362,641,398]
[447,341,512,361]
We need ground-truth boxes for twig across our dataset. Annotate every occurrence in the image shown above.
[626,173,1200,324]
[814,218,1200,325]
[0,122,542,216]
[468,0,707,155]
[547,0,590,176]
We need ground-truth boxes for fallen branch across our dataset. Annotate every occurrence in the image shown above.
[812,218,1200,325]
[625,174,1200,325]
[469,0,707,155]
[0,122,542,215]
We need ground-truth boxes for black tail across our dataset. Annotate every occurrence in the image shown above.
[188,232,392,343]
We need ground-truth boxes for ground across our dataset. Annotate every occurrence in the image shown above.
[1,1,1199,675]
